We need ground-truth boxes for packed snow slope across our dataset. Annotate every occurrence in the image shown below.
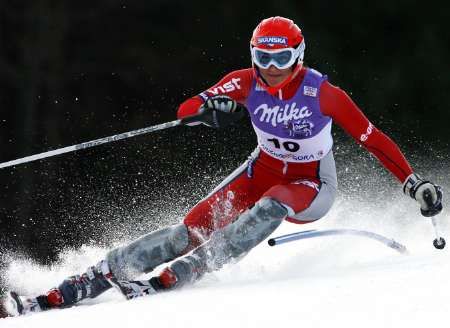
[2,191,449,328]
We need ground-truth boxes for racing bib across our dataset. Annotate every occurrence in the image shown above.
[247,69,333,163]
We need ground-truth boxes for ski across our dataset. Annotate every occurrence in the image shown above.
[0,291,49,318]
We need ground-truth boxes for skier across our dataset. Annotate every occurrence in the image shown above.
[2,16,443,317]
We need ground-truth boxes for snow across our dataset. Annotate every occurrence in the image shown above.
[1,196,449,328]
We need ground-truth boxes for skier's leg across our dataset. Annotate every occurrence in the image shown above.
[102,196,287,299]
[106,223,191,280]
[48,223,191,307]
[157,196,287,289]
[3,260,115,315]
[264,151,337,224]
[264,179,336,224]
[148,155,337,290]
[183,160,263,243]
[3,222,191,315]
[154,181,335,291]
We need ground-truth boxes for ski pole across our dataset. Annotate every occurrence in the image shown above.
[268,229,408,254]
[0,113,202,169]
[423,189,446,249]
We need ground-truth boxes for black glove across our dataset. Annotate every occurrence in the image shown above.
[403,173,443,217]
[197,95,246,129]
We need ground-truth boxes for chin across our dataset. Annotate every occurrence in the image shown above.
[268,78,285,86]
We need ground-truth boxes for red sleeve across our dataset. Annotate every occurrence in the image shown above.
[177,68,254,119]
[320,81,413,183]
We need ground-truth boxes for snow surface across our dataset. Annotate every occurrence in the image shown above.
[1,195,449,328]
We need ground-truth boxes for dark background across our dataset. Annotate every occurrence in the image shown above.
[0,0,449,275]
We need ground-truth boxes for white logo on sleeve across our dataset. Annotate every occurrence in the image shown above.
[208,78,241,95]
[360,123,374,142]
[293,179,320,191]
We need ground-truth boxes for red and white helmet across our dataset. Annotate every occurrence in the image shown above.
[251,16,305,55]
[250,17,306,94]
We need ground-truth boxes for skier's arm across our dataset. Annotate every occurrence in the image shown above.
[320,81,413,182]
[320,82,413,183]
[177,69,253,120]
[320,81,442,215]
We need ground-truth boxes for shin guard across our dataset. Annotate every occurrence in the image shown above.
[106,223,190,280]
[166,197,287,288]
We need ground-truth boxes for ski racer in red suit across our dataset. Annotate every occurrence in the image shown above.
[2,16,443,316]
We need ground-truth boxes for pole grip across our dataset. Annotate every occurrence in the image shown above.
[421,187,443,217]
[423,189,446,249]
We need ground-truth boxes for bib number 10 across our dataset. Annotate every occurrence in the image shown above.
[267,138,300,152]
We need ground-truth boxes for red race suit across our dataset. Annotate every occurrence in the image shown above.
[177,67,413,244]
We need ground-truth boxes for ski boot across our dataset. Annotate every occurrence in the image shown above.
[108,267,178,300]
[1,260,113,317]
[54,260,113,307]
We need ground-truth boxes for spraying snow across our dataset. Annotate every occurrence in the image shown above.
[1,192,449,328]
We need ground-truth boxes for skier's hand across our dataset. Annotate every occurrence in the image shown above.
[403,173,443,217]
[204,95,239,114]
[198,95,245,128]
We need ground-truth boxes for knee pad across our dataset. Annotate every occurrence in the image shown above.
[106,223,189,280]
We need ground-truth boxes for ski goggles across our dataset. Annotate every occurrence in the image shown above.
[251,45,303,69]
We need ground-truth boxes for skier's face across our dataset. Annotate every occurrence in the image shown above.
[259,65,293,86]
